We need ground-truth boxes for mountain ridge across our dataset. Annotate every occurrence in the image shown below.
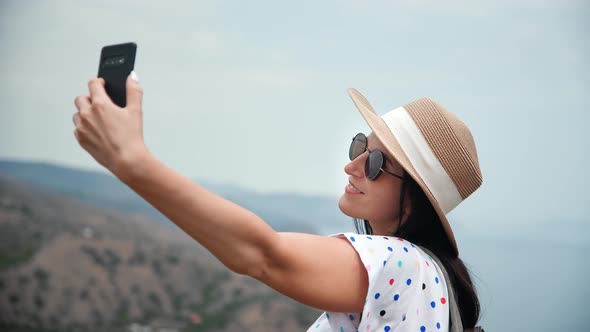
[0,159,353,235]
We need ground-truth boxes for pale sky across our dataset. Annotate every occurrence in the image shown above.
[1,0,588,230]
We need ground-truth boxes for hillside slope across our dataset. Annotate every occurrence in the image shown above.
[0,175,321,331]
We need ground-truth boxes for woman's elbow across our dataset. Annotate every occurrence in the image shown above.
[231,240,277,279]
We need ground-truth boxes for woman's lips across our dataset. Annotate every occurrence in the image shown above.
[345,183,364,194]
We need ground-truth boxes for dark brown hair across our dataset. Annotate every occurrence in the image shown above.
[354,175,480,328]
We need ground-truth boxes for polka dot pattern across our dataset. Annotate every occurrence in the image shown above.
[307,233,449,332]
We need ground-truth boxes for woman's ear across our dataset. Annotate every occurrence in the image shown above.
[400,184,413,225]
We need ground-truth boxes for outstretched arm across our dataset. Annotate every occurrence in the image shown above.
[73,77,368,312]
[115,151,368,312]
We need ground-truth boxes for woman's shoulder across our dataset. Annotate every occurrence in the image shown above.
[330,232,438,281]
[324,233,450,330]
[331,232,428,259]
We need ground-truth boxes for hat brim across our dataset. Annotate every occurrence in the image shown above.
[347,88,459,256]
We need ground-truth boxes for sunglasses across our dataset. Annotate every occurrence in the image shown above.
[349,133,405,181]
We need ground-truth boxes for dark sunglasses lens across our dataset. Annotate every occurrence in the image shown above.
[365,150,384,180]
[349,134,367,160]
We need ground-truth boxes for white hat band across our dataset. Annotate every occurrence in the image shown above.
[382,107,463,214]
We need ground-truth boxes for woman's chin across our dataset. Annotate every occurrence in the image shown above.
[338,195,362,219]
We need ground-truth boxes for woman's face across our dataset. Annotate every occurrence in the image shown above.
[338,132,408,235]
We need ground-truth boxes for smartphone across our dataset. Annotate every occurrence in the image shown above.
[97,42,137,107]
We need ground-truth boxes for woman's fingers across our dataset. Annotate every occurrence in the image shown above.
[73,95,91,128]
[87,78,109,104]
[74,95,91,113]
[72,112,80,127]
[125,71,143,111]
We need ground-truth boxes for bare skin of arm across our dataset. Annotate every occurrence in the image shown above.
[73,77,368,313]
[115,152,368,313]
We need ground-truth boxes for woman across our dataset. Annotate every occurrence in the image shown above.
[73,73,483,331]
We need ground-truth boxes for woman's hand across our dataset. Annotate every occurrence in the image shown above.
[73,72,149,178]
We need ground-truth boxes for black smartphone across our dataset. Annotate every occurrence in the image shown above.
[97,42,137,107]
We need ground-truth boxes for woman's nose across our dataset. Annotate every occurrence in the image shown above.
[344,152,366,177]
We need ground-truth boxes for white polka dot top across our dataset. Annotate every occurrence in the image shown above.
[307,233,450,332]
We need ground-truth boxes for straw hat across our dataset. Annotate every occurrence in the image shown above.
[347,88,483,256]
